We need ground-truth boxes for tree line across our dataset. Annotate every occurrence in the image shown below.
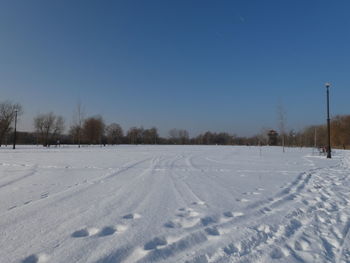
[298,115,350,149]
[1,100,350,148]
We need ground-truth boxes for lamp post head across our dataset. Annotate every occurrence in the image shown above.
[325,82,331,88]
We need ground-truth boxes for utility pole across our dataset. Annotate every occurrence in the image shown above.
[325,83,331,158]
[12,109,18,149]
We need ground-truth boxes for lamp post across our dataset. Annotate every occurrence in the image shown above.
[12,109,18,150]
[325,83,331,158]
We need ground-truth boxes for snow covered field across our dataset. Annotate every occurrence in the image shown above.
[1,145,349,263]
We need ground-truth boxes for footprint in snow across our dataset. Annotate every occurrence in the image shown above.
[22,253,49,263]
[270,246,289,259]
[223,244,240,255]
[144,237,167,250]
[243,192,261,196]
[236,198,250,202]
[164,220,182,228]
[294,239,310,251]
[260,207,272,214]
[201,216,217,226]
[166,208,201,229]
[205,226,220,236]
[40,193,49,199]
[223,211,244,218]
[176,208,200,218]
[98,226,117,237]
[71,227,99,238]
[191,201,206,206]
[22,254,39,263]
[123,213,141,220]
[72,225,126,238]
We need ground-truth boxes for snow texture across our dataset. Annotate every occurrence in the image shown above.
[1,145,350,263]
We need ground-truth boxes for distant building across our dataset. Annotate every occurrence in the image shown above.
[268,130,278,145]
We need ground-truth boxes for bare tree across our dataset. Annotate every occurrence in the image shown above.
[178,129,189,144]
[169,128,180,144]
[143,127,159,144]
[71,102,85,147]
[106,123,123,144]
[169,128,178,144]
[169,128,189,144]
[0,101,23,146]
[287,129,297,147]
[83,116,105,144]
[277,105,287,152]
[69,125,81,145]
[127,127,143,144]
[34,112,65,146]
[257,127,269,145]
[331,115,350,149]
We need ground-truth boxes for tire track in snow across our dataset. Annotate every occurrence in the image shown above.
[18,157,161,263]
[0,165,38,189]
[97,155,188,263]
[2,158,154,215]
[168,154,207,206]
[164,155,191,207]
[121,153,219,263]
[102,154,183,263]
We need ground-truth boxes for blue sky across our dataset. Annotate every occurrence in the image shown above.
[1,0,349,136]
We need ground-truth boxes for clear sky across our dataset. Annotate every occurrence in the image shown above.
[1,0,349,137]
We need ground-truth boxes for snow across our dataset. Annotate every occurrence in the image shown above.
[0,145,349,263]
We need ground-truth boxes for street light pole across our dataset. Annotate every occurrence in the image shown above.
[13,109,18,150]
[325,83,331,158]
